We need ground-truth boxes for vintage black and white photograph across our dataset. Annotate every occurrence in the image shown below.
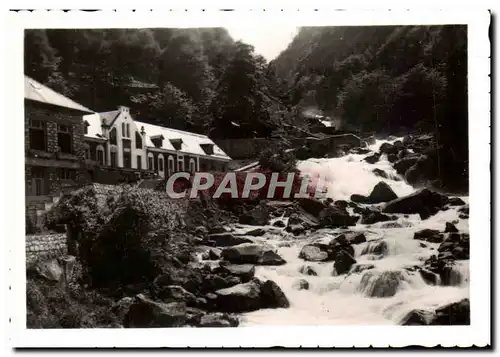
[6,8,490,348]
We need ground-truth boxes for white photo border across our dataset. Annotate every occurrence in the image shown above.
[4,8,491,348]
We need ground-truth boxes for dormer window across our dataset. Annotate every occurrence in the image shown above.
[151,134,164,148]
[200,143,214,155]
[170,138,183,151]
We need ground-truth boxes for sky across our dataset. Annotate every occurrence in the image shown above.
[225,25,299,61]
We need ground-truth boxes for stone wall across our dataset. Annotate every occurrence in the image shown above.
[26,233,67,265]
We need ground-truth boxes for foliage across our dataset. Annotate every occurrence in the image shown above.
[272,25,468,190]
[26,277,119,328]
[25,28,288,138]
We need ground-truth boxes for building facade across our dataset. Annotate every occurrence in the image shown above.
[25,76,94,198]
[83,107,231,180]
[25,75,232,199]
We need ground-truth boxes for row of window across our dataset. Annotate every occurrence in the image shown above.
[29,120,72,153]
[146,155,196,173]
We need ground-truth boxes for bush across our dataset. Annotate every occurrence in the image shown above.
[26,277,119,328]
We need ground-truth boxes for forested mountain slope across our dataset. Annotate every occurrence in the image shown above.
[272,25,468,191]
[24,28,288,138]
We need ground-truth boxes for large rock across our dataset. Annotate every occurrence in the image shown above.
[124,295,187,328]
[351,182,398,204]
[361,210,396,224]
[299,245,329,262]
[399,309,436,325]
[379,142,398,155]
[198,312,239,327]
[333,250,357,275]
[260,280,290,308]
[382,188,448,218]
[221,243,286,265]
[437,233,469,260]
[273,220,286,228]
[34,258,63,282]
[216,262,256,282]
[393,156,421,176]
[239,204,270,226]
[158,285,197,306]
[445,222,459,233]
[208,233,253,247]
[286,223,306,236]
[413,229,444,243]
[359,270,406,298]
[298,198,327,218]
[430,298,470,325]
[448,197,466,206]
[243,228,267,237]
[318,206,358,227]
[369,182,398,203]
[214,280,262,312]
[364,153,381,164]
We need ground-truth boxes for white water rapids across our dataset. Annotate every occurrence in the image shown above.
[230,138,469,325]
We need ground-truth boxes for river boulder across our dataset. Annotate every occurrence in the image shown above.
[364,153,381,164]
[260,280,290,308]
[382,188,448,217]
[318,206,358,228]
[298,197,327,217]
[299,244,329,262]
[208,233,253,247]
[393,156,421,175]
[413,229,444,243]
[198,312,239,327]
[333,250,357,275]
[216,262,256,282]
[214,280,262,312]
[221,243,286,265]
[239,204,270,226]
[124,295,187,328]
[430,298,470,325]
[379,142,398,155]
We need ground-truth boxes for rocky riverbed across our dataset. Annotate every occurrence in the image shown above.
[28,136,470,328]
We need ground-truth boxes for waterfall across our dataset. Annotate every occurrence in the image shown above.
[224,138,470,325]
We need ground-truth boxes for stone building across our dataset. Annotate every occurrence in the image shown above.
[25,76,232,231]
[25,76,94,198]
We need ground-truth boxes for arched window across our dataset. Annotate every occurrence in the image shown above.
[126,124,130,138]
[177,155,184,172]
[189,158,196,172]
[96,145,105,165]
[158,154,164,172]
[147,153,154,170]
[121,123,125,137]
[168,156,174,176]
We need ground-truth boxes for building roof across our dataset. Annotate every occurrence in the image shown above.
[83,110,231,161]
[24,76,94,113]
[136,121,231,161]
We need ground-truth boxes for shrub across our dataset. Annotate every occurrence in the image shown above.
[26,277,119,328]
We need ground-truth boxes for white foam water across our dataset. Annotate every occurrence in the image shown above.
[237,139,470,326]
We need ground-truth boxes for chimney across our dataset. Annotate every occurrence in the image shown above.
[118,105,130,114]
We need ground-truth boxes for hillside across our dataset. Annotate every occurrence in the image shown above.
[271,25,468,191]
[24,28,289,139]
